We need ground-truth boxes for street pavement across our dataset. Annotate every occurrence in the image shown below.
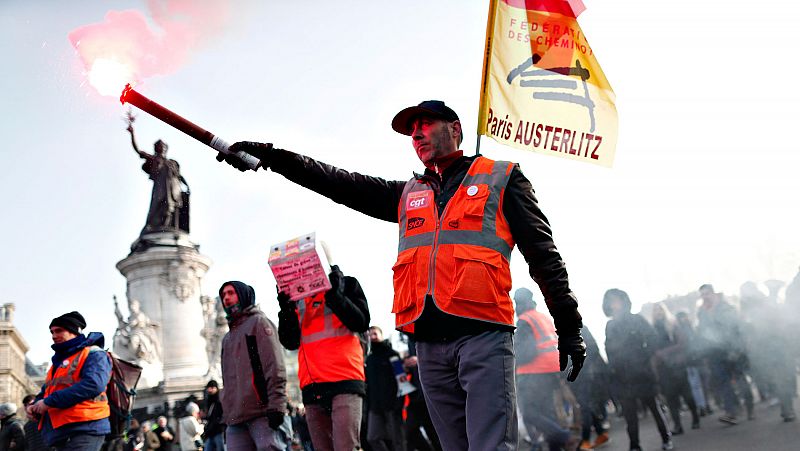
[599,400,800,450]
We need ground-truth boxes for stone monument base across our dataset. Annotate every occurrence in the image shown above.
[117,230,213,390]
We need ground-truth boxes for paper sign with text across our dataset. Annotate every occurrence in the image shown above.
[268,232,331,301]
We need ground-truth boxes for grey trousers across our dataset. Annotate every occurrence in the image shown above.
[305,393,363,451]
[416,330,518,451]
[226,415,292,451]
[54,433,104,451]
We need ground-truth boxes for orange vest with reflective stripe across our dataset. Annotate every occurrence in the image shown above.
[40,346,110,429]
[392,156,516,333]
[516,310,560,374]
[297,292,365,388]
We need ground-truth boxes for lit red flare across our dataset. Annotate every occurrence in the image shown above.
[120,84,260,170]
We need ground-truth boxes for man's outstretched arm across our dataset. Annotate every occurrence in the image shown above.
[221,142,405,223]
[503,166,586,381]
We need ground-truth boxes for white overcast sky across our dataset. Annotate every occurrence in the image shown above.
[2,0,799,364]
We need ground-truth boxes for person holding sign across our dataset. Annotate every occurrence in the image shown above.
[218,100,586,451]
[277,265,370,451]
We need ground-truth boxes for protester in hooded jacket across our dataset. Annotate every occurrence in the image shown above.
[27,311,112,451]
[0,403,26,451]
[277,265,370,451]
[219,281,292,451]
[603,290,672,451]
[202,380,226,451]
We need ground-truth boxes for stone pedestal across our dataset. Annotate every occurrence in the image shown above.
[117,231,212,390]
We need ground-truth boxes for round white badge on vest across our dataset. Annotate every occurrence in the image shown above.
[61,360,69,367]
[467,185,479,196]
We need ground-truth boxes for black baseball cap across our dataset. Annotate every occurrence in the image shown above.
[391,100,460,135]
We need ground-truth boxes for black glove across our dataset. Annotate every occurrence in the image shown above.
[277,289,295,312]
[216,141,274,171]
[266,411,284,430]
[558,333,587,382]
[325,265,346,306]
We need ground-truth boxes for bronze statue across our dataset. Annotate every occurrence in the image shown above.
[127,111,190,235]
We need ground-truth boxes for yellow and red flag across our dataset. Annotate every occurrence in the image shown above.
[477,0,617,167]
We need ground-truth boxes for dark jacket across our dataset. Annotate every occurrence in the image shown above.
[35,332,112,446]
[365,340,403,412]
[267,150,582,340]
[605,312,659,398]
[153,425,176,451]
[202,393,225,439]
[697,299,747,364]
[278,274,370,406]
[23,420,47,451]
[0,414,26,451]
[569,327,610,402]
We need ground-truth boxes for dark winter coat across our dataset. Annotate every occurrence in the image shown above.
[153,425,176,451]
[570,327,610,403]
[0,414,26,451]
[365,340,403,412]
[23,420,48,451]
[696,299,747,365]
[605,312,659,398]
[202,393,225,439]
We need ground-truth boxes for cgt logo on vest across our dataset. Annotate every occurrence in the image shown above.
[407,191,432,211]
[407,217,425,230]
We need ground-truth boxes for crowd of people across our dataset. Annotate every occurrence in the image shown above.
[576,277,800,451]
[4,98,800,451]
[7,273,799,451]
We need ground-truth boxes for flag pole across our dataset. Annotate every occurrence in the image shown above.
[476,0,498,157]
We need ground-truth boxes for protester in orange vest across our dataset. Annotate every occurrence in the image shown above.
[26,311,111,451]
[514,288,579,450]
[218,100,586,451]
[277,265,370,451]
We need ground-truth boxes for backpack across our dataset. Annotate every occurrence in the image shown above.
[105,352,143,438]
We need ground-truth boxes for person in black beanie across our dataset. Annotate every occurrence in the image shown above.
[50,311,87,335]
[202,380,225,451]
[26,311,112,451]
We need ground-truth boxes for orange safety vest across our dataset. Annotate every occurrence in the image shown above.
[392,156,516,332]
[516,310,560,374]
[297,292,365,388]
[40,346,110,429]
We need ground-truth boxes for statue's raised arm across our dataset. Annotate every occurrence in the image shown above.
[126,110,149,160]
[114,295,126,326]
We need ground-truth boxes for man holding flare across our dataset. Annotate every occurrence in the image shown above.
[217,100,586,450]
